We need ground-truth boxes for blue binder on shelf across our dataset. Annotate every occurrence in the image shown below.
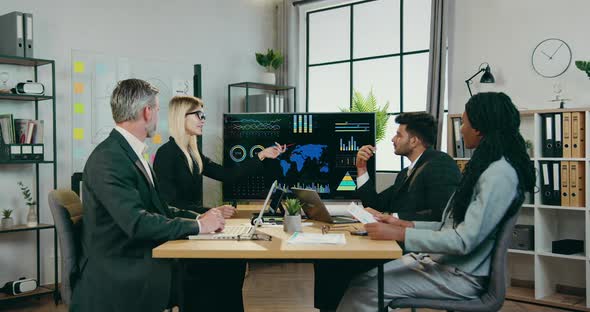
[540,161,561,205]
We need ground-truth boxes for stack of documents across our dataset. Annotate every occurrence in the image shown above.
[287,232,346,245]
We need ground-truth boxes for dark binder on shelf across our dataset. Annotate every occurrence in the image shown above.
[23,13,33,58]
[0,11,24,57]
[554,113,563,157]
[569,161,585,207]
[540,161,560,205]
[560,161,570,207]
[571,112,586,158]
[452,117,464,158]
[563,112,572,158]
[541,114,555,157]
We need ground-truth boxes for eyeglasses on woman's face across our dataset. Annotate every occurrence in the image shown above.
[185,110,205,120]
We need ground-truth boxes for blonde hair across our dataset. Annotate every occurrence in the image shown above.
[168,95,204,174]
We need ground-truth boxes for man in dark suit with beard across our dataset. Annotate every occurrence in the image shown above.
[314,112,461,312]
[70,79,225,312]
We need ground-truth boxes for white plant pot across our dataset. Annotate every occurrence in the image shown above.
[283,215,302,233]
[26,205,38,227]
[1,217,14,228]
[260,72,276,85]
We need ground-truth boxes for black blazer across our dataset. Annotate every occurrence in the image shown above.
[153,137,264,212]
[357,148,461,221]
[71,130,200,312]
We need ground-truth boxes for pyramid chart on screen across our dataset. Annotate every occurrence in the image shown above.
[336,172,356,191]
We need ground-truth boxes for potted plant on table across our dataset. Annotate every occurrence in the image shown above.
[1,209,14,228]
[283,198,302,233]
[18,181,37,226]
[255,49,284,85]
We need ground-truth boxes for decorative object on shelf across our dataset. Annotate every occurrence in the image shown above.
[283,198,302,233]
[465,62,495,96]
[549,81,570,109]
[1,209,14,228]
[532,38,572,78]
[0,277,37,295]
[255,49,284,85]
[11,80,44,95]
[575,60,590,79]
[0,72,10,94]
[18,181,37,226]
[340,89,390,143]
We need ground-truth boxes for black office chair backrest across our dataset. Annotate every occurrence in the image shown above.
[48,189,83,305]
[479,189,524,310]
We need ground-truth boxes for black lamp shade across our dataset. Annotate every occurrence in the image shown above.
[480,66,495,83]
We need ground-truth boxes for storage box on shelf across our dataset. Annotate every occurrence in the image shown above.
[447,108,590,311]
[0,54,58,304]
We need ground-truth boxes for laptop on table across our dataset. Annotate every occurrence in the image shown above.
[291,188,359,224]
[188,181,278,240]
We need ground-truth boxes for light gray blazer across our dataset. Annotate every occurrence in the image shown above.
[404,157,518,277]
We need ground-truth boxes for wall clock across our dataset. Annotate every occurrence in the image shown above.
[531,38,572,78]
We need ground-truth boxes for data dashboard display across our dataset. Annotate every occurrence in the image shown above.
[223,113,376,200]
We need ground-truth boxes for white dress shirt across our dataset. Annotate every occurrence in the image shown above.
[356,152,424,189]
[115,126,154,186]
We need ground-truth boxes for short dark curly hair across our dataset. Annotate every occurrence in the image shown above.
[394,112,436,147]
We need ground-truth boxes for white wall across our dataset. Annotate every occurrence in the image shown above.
[448,0,590,114]
[0,0,277,285]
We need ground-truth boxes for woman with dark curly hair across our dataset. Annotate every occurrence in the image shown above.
[336,92,535,312]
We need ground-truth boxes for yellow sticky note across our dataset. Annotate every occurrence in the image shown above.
[74,61,85,73]
[152,133,162,144]
[73,82,84,94]
[143,153,150,162]
[73,128,84,140]
[74,103,85,114]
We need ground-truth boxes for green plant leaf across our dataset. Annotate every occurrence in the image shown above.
[349,89,391,142]
[256,53,268,67]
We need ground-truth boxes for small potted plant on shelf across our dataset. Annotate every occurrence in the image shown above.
[18,181,37,227]
[255,48,284,85]
[575,60,590,79]
[341,89,391,143]
[1,209,14,228]
[283,198,302,233]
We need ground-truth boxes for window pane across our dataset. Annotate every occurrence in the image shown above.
[441,112,448,153]
[376,117,401,171]
[309,7,350,64]
[308,63,350,112]
[353,57,400,113]
[403,52,429,112]
[353,0,401,58]
[403,0,431,52]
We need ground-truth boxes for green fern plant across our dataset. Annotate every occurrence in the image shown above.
[575,61,590,78]
[255,49,284,72]
[341,89,391,142]
[283,198,302,216]
[2,209,12,219]
[18,181,36,206]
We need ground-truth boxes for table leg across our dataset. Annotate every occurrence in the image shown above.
[378,263,384,312]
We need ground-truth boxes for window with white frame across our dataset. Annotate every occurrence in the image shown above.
[305,0,438,172]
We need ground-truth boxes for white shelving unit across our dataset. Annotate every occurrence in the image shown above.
[447,109,590,311]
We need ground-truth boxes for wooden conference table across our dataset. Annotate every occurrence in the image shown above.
[153,205,403,312]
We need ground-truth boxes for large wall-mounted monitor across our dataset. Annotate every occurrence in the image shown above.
[223,112,376,200]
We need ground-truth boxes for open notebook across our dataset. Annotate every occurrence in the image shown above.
[188,180,277,240]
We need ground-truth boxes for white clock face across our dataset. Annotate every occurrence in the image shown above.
[532,39,572,78]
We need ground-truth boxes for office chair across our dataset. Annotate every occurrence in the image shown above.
[387,191,524,312]
[48,189,83,305]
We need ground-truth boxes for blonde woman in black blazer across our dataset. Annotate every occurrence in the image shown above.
[153,95,284,312]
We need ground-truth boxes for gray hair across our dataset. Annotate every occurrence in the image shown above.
[110,79,159,123]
